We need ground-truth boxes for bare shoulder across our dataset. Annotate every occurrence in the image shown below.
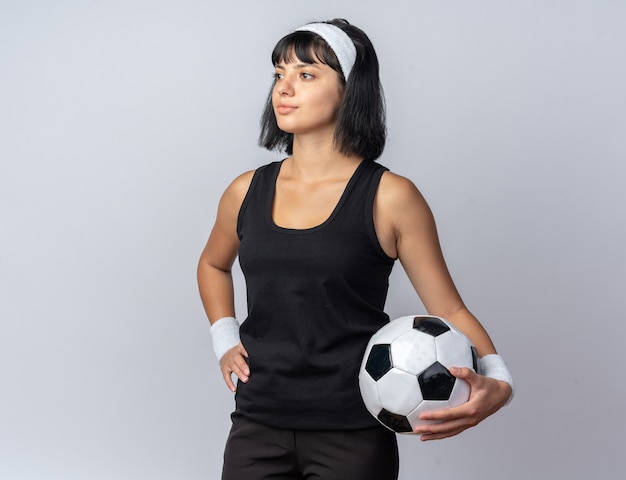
[226,169,256,199]
[377,170,432,218]
[219,169,256,212]
[373,171,437,258]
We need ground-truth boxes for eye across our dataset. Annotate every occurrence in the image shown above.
[301,72,314,80]
[273,72,284,80]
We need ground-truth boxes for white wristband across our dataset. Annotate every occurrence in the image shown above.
[210,316,241,361]
[479,354,515,405]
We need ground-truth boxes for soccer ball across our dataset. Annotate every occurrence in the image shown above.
[358,315,479,434]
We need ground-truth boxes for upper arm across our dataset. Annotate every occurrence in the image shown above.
[374,172,465,317]
[375,172,498,355]
[199,170,255,272]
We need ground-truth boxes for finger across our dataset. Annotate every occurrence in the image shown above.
[238,343,249,358]
[450,366,479,382]
[222,368,237,392]
[414,417,473,440]
[230,359,250,383]
[220,355,249,392]
[418,425,466,441]
[419,402,472,422]
[234,354,250,377]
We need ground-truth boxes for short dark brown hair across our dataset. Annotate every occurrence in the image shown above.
[259,19,386,161]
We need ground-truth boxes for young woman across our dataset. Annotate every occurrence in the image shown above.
[198,19,514,480]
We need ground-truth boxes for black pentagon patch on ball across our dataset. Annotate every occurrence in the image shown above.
[378,408,413,433]
[418,361,456,400]
[413,316,450,337]
[365,344,392,381]
[471,346,479,373]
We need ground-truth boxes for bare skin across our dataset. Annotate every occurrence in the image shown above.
[197,56,511,441]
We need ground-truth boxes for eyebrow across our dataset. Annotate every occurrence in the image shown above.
[275,63,322,70]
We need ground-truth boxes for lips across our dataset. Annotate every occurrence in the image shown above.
[275,104,297,115]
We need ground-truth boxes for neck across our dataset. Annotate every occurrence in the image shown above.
[289,132,362,179]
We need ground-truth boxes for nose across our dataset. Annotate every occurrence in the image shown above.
[276,77,294,96]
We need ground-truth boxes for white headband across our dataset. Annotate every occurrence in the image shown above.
[294,23,357,80]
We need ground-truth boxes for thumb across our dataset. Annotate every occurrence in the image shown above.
[450,366,478,382]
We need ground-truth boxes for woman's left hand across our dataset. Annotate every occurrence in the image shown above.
[413,366,512,441]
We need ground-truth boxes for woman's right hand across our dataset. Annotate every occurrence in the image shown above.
[220,342,250,392]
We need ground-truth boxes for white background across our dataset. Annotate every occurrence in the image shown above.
[1,1,624,479]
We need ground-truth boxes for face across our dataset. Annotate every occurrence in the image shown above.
[272,55,344,137]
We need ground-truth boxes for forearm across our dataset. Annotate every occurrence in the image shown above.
[443,306,497,358]
[197,258,243,363]
[197,259,236,325]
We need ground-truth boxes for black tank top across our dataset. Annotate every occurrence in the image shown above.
[236,160,395,430]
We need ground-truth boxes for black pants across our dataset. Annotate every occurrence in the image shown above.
[222,413,399,480]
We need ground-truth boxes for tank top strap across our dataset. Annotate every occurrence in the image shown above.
[335,160,392,262]
[340,160,388,210]
[237,161,282,239]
